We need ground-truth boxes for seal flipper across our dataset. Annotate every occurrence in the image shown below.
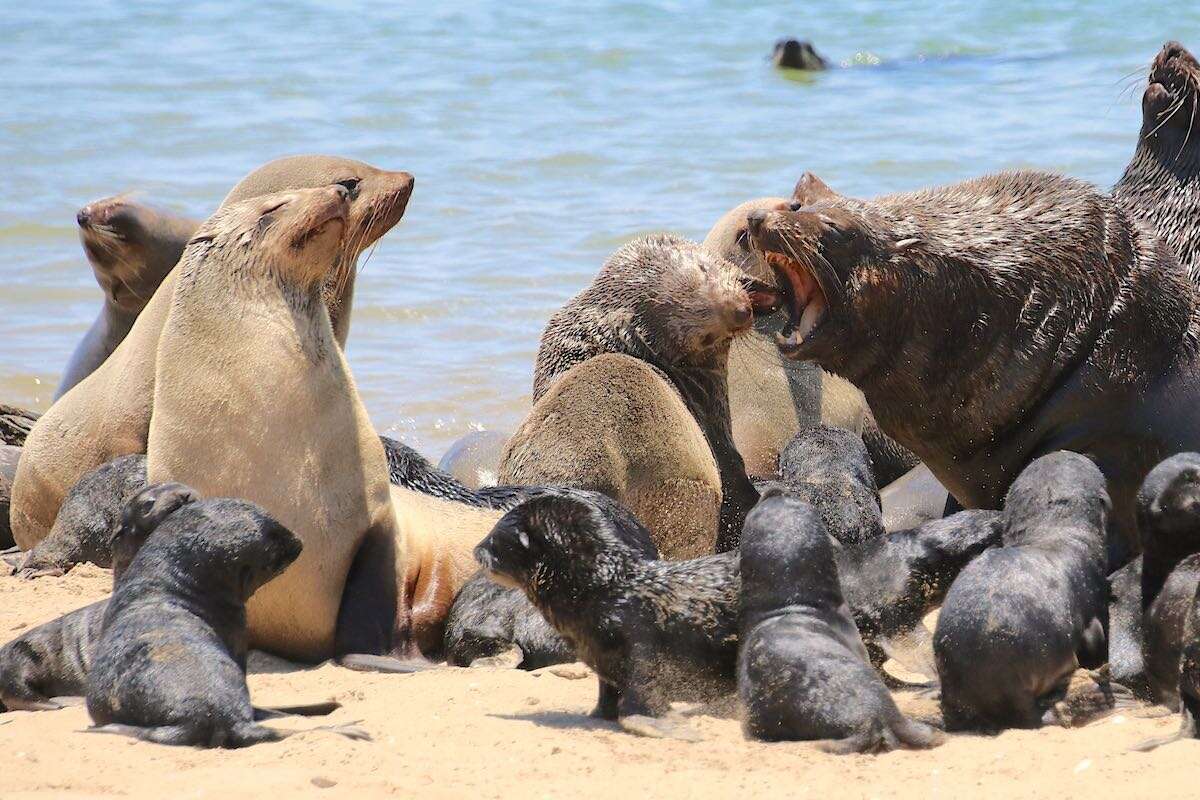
[252,700,341,720]
[333,521,401,665]
[590,680,620,720]
[1077,617,1108,670]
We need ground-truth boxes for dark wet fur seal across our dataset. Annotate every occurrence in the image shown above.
[474,493,737,724]
[1107,556,1151,699]
[934,452,1110,731]
[777,424,883,546]
[738,492,941,752]
[86,485,365,747]
[13,454,147,578]
[1135,578,1200,751]
[772,39,828,71]
[838,509,1001,669]
[0,482,195,712]
[380,435,545,511]
[1137,453,1200,709]
[750,169,1199,570]
[531,233,764,552]
[1114,42,1200,283]
[444,488,657,670]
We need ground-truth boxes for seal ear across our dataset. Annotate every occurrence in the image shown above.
[792,172,841,205]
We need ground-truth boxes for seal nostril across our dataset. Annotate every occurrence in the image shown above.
[76,209,90,228]
[788,201,804,212]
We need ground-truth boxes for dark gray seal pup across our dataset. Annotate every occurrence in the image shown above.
[380,435,544,511]
[527,233,765,552]
[86,485,366,747]
[444,488,657,670]
[474,493,738,730]
[933,452,1110,731]
[771,39,828,71]
[1137,453,1200,709]
[1107,556,1151,699]
[738,492,941,752]
[1114,42,1200,283]
[777,424,883,547]
[750,169,1198,570]
[58,197,198,399]
[13,454,147,578]
[1134,579,1200,751]
[0,482,195,711]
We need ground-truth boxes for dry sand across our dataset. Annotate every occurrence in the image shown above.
[0,565,1195,800]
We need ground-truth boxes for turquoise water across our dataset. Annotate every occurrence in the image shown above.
[2,1,1197,456]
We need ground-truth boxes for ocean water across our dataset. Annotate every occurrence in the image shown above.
[2,1,1197,458]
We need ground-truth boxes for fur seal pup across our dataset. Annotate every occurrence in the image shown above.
[776,424,883,546]
[381,435,544,512]
[510,234,760,552]
[86,488,366,747]
[1108,556,1150,698]
[738,492,941,752]
[11,155,414,551]
[474,493,738,727]
[750,169,1199,569]
[57,197,198,399]
[1134,579,1200,751]
[145,186,406,663]
[772,39,828,71]
[934,452,1110,731]
[1114,42,1200,283]
[13,454,147,578]
[1137,453,1200,709]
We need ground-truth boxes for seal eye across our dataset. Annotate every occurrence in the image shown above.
[336,179,361,200]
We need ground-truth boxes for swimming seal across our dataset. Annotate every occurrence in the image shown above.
[509,234,760,553]
[1114,41,1200,283]
[750,169,1199,569]
[934,452,1110,731]
[474,493,737,728]
[0,481,195,711]
[738,491,941,752]
[1137,453,1200,709]
[57,197,197,399]
[771,39,828,71]
[11,155,414,551]
[86,486,365,747]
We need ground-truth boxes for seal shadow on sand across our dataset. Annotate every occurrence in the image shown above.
[491,710,615,733]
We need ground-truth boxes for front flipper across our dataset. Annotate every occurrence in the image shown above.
[252,701,341,720]
[334,521,400,661]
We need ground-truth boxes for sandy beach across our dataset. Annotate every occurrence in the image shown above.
[0,564,1193,800]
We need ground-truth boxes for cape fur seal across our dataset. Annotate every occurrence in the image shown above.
[1114,41,1200,283]
[771,39,828,71]
[57,197,197,399]
[86,487,367,747]
[738,492,941,752]
[11,155,414,552]
[775,424,883,546]
[934,452,1109,731]
[504,234,760,553]
[750,168,1200,569]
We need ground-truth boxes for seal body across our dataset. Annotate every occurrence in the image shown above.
[771,39,828,70]
[86,490,305,747]
[1177,581,1200,738]
[1108,556,1149,698]
[750,169,1200,569]
[934,452,1110,731]
[1,443,20,549]
[1114,42,1200,283]
[776,424,883,546]
[11,155,414,551]
[57,197,197,399]
[381,435,545,511]
[474,493,737,720]
[738,492,940,752]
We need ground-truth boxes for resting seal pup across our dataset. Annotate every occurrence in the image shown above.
[0,482,195,711]
[703,184,919,485]
[1114,42,1200,283]
[1137,453,1200,709]
[475,493,738,729]
[775,424,883,546]
[57,197,198,398]
[749,169,1199,568]
[738,492,941,752]
[1135,579,1200,750]
[11,155,414,551]
[934,452,1110,731]
[86,487,366,747]
[771,39,828,71]
[506,234,760,553]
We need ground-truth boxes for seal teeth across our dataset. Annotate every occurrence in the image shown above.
[763,250,827,347]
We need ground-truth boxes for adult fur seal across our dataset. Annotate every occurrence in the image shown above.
[13,454,147,578]
[1114,41,1200,282]
[1137,453,1200,709]
[145,186,406,663]
[934,452,1110,731]
[738,492,941,752]
[508,234,760,553]
[11,155,414,551]
[749,169,1199,568]
[0,482,195,711]
[57,197,198,398]
[86,488,366,747]
[474,493,738,728]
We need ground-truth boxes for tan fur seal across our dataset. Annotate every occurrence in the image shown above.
[146,185,405,662]
[57,197,198,399]
[11,155,414,551]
